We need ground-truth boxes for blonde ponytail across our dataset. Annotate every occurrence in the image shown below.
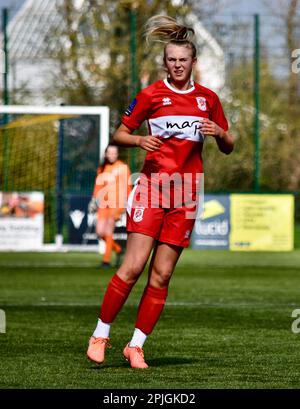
[145,15,195,44]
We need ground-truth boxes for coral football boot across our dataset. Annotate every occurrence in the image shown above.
[123,343,149,369]
[87,336,111,364]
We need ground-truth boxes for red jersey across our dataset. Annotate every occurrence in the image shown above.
[122,79,228,177]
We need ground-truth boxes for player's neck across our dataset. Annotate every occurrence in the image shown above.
[168,78,193,91]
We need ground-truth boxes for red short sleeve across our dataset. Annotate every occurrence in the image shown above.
[121,89,152,131]
[210,94,228,132]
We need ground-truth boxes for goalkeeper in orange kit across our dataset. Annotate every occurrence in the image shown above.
[89,144,131,268]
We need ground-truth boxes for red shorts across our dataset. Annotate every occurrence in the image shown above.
[126,177,198,248]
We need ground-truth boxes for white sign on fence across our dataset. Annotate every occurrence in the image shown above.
[0,192,44,250]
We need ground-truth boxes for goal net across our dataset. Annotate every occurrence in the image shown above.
[0,105,109,250]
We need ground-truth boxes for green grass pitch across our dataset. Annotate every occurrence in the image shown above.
[0,249,300,389]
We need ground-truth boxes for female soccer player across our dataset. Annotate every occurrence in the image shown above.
[89,144,131,268]
[87,15,234,369]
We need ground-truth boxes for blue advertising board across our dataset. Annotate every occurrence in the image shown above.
[68,194,127,248]
[191,194,230,250]
[68,194,97,244]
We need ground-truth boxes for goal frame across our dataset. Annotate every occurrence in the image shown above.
[0,105,109,252]
[0,105,110,161]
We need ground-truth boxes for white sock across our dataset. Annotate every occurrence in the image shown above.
[129,328,147,348]
[92,318,111,338]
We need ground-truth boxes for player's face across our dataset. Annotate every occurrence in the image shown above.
[105,146,118,164]
[164,44,197,87]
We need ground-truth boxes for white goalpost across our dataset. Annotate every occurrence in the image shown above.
[0,105,110,160]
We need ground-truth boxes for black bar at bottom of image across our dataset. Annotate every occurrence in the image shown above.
[0,389,299,407]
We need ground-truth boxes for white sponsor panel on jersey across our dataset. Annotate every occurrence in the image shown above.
[148,116,206,142]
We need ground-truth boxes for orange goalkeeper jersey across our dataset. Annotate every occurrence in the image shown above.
[92,160,131,212]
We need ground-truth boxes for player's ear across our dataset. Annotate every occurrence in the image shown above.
[192,57,197,67]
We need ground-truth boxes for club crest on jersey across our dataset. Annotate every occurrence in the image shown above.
[162,97,172,106]
[133,206,145,222]
[196,97,207,111]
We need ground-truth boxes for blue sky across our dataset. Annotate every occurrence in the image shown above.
[0,0,296,17]
[0,0,268,16]
[217,0,267,15]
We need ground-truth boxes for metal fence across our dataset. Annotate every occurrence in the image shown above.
[1,1,299,233]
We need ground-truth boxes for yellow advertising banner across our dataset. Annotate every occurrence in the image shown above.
[230,194,294,251]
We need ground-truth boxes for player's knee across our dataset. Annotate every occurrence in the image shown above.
[151,265,172,287]
[118,259,145,284]
[128,264,143,279]
[96,227,105,238]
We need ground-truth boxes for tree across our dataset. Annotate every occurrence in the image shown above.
[45,0,193,168]
[200,1,300,193]
[203,55,300,192]
[46,0,192,120]
[262,0,300,190]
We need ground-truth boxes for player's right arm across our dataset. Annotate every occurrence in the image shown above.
[88,168,104,213]
[113,86,162,152]
[88,183,99,213]
[113,124,162,152]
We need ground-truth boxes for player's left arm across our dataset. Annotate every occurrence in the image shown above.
[200,118,234,155]
[201,93,234,155]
